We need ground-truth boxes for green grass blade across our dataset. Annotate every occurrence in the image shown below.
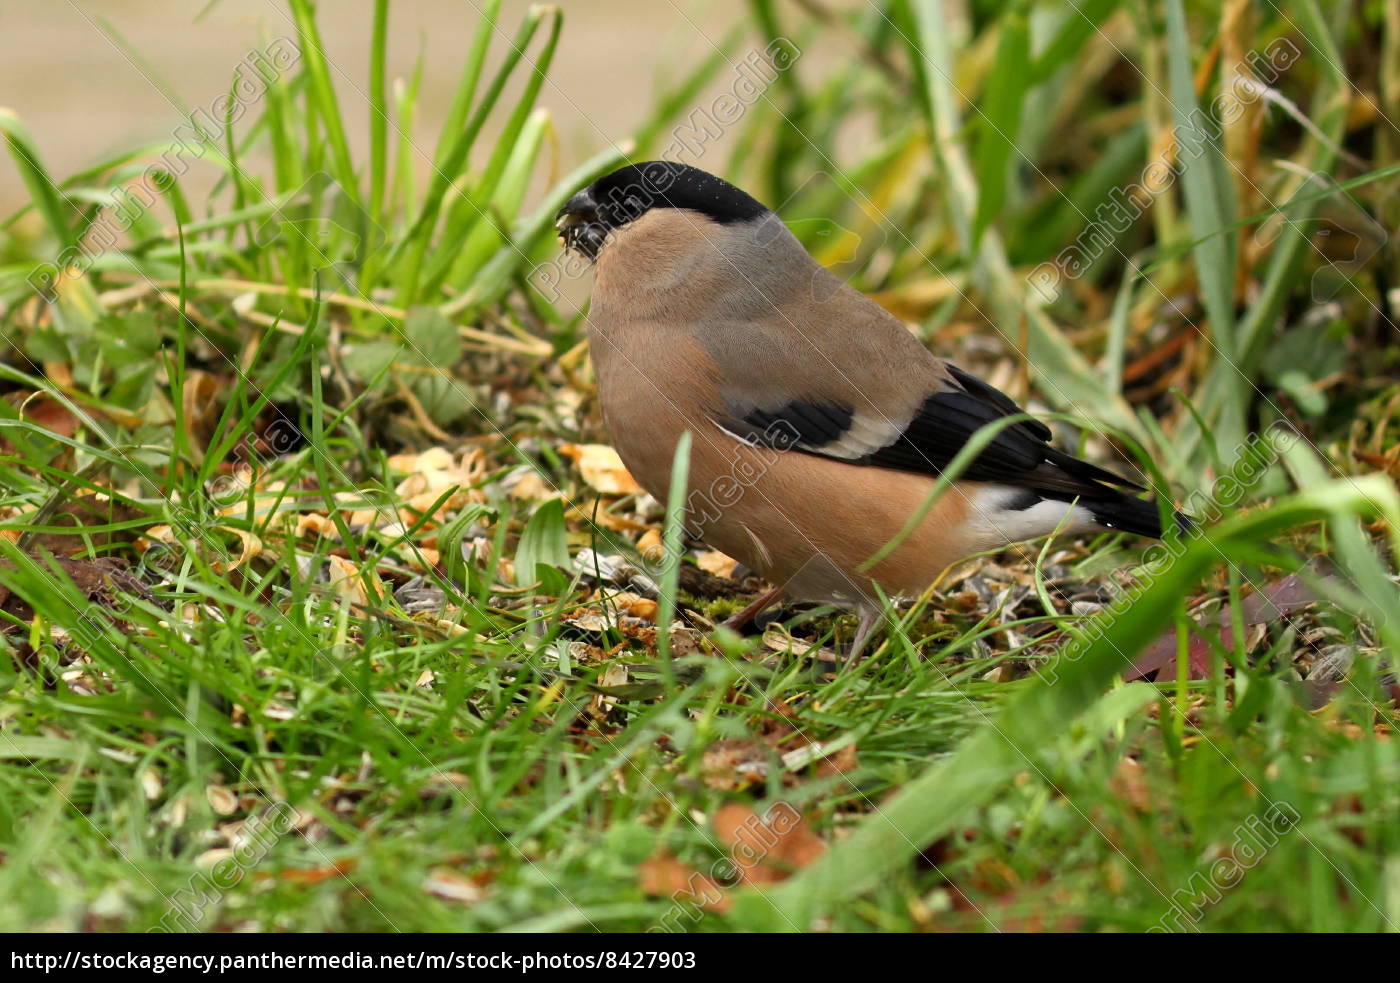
[287,0,359,199]
[433,0,503,169]
[654,432,692,690]
[972,9,1030,244]
[1164,0,1241,445]
[436,109,550,292]
[441,139,635,316]
[0,110,74,248]
[393,5,552,305]
[368,0,390,224]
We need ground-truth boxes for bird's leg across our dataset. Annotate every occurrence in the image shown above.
[720,585,784,633]
[847,605,884,663]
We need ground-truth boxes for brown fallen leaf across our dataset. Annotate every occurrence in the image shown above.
[637,851,731,913]
[713,801,825,883]
[1126,571,1334,681]
[757,699,802,749]
[718,702,859,784]
[815,743,859,778]
[1108,757,1151,813]
[1,391,80,449]
[180,370,222,457]
[949,881,1085,933]
[17,495,146,558]
[700,739,769,791]
[423,867,490,904]
[323,554,386,606]
[637,804,825,912]
[0,555,152,632]
[267,858,358,885]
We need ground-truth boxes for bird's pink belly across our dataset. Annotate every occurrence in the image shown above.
[608,411,976,603]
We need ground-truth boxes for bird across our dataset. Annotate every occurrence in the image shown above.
[557,161,1182,658]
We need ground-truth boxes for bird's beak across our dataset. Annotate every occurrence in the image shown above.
[556,189,598,230]
[556,189,606,259]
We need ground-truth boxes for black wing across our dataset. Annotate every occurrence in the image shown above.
[718,363,1143,497]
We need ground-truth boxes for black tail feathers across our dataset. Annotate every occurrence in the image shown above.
[1083,494,1192,539]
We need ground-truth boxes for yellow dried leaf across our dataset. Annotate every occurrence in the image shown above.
[508,472,553,501]
[324,554,385,605]
[559,443,643,496]
[389,448,487,519]
[296,513,337,538]
[636,528,664,563]
[622,597,659,621]
[388,446,454,475]
[206,784,238,816]
[196,848,234,869]
[0,505,21,544]
[696,550,739,579]
[210,528,262,574]
[423,868,488,904]
[405,487,475,518]
[565,505,649,532]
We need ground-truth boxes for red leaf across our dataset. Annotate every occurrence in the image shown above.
[1125,571,1329,681]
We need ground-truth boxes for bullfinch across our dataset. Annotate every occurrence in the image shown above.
[558,161,1180,657]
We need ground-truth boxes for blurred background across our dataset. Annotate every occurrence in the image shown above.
[0,1,857,211]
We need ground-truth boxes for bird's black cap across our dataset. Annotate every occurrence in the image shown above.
[589,162,768,225]
[556,162,767,257]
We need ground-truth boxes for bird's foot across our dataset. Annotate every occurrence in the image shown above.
[846,606,885,663]
[720,585,784,634]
